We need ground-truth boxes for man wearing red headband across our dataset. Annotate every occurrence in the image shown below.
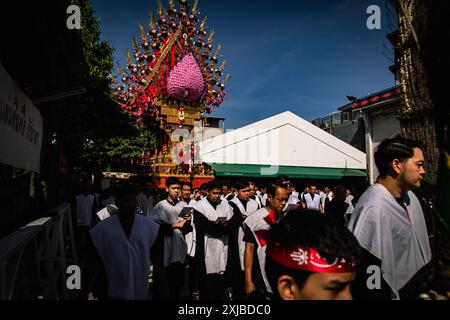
[265,209,360,300]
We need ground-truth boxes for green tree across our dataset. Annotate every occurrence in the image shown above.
[72,0,114,89]
[81,130,157,171]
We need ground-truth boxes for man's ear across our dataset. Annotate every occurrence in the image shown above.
[277,275,298,300]
[392,159,403,175]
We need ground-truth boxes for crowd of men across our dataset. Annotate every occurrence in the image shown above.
[72,138,434,300]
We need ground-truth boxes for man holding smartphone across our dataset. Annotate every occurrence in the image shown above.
[151,177,192,300]
[177,181,198,298]
[192,181,234,300]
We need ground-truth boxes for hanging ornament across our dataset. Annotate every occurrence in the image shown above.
[178,107,186,121]
[178,106,186,128]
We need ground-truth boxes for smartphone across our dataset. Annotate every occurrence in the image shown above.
[215,217,228,224]
[178,207,193,218]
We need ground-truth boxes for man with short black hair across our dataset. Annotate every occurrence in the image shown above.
[321,186,333,213]
[257,186,268,207]
[193,180,234,300]
[89,184,159,300]
[227,179,252,299]
[324,185,353,225]
[199,183,209,199]
[137,181,155,217]
[302,185,322,212]
[243,183,289,298]
[287,183,299,205]
[75,182,97,252]
[151,177,192,300]
[221,181,234,201]
[177,181,198,297]
[248,181,263,211]
[348,138,432,300]
[178,181,195,207]
[266,209,360,300]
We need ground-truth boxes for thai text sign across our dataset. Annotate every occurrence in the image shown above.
[0,63,43,172]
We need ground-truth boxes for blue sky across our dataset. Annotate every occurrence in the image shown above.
[92,0,397,129]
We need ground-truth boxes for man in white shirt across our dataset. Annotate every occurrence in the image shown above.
[177,181,198,298]
[287,184,300,204]
[248,181,263,211]
[75,182,97,258]
[345,189,354,206]
[151,177,192,300]
[90,184,159,300]
[137,181,155,217]
[321,186,333,213]
[221,181,234,201]
[257,186,268,207]
[243,183,289,298]
[193,181,234,300]
[302,185,323,212]
[227,180,252,299]
[348,138,432,300]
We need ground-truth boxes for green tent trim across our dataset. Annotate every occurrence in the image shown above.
[208,163,366,180]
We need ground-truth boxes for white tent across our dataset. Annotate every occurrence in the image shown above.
[199,111,367,179]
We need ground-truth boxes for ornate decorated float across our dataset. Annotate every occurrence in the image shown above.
[112,0,229,188]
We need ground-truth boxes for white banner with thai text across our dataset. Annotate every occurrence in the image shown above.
[0,63,43,173]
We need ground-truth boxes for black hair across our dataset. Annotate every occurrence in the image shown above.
[207,180,222,191]
[277,175,290,182]
[233,179,249,190]
[273,175,291,185]
[199,183,209,191]
[180,181,192,189]
[266,209,360,299]
[266,183,288,197]
[375,138,422,178]
[221,180,231,188]
[165,177,181,188]
[333,185,347,202]
[115,184,137,201]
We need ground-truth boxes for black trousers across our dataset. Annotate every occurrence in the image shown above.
[199,273,227,301]
[229,270,244,300]
[166,262,186,300]
[186,256,198,292]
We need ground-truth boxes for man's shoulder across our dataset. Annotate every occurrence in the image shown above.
[405,190,420,202]
[91,214,117,232]
[353,199,385,219]
[135,214,159,227]
[245,207,268,221]
[228,199,238,208]
[153,199,167,208]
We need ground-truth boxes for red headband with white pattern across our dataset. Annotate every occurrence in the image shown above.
[267,243,356,273]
